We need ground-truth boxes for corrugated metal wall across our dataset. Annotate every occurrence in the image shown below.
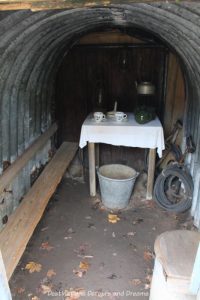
[0,3,200,227]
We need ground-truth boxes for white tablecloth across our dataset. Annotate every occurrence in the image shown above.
[79,113,165,157]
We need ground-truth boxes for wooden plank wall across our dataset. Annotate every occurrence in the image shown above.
[55,32,185,171]
[164,53,186,137]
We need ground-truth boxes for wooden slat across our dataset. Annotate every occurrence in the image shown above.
[88,143,96,197]
[146,148,156,200]
[0,142,77,280]
[0,0,180,11]
[0,123,57,195]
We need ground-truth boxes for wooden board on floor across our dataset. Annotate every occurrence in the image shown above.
[0,142,78,280]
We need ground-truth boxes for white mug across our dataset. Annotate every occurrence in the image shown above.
[115,111,127,122]
[94,112,106,122]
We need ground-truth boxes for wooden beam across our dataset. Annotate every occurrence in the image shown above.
[0,123,57,195]
[146,148,156,200]
[0,0,185,11]
[88,142,96,197]
[0,142,77,280]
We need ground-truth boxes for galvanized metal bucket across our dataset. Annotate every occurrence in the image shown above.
[97,164,138,209]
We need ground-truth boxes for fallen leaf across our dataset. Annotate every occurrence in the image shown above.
[144,250,154,262]
[132,218,144,225]
[40,242,54,251]
[64,236,72,240]
[146,200,156,208]
[87,223,96,229]
[130,279,142,286]
[79,261,90,271]
[146,274,152,282]
[40,284,52,294]
[68,228,76,234]
[127,232,136,236]
[73,269,86,278]
[85,216,92,220]
[41,226,48,232]
[74,244,91,257]
[144,283,151,290]
[83,255,93,258]
[91,200,100,210]
[108,214,120,224]
[25,262,42,273]
[47,269,56,278]
[31,296,40,300]
[107,273,117,279]
[112,232,116,238]
[16,287,25,294]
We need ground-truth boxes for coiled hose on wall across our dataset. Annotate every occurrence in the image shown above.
[154,164,193,213]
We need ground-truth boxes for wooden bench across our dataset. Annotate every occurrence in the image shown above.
[0,141,77,281]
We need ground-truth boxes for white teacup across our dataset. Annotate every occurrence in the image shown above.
[115,111,127,122]
[94,112,106,123]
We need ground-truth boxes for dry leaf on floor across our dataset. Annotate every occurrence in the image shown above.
[107,273,117,279]
[132,218,144,225]
[145,274,152,283]
[40,242,54,251]
[144,250,154,262]
[146,200,156,208]
[73,269,86,278]
[31,296,40,300]
[127,232,136,236]
[25,261,42,273]
[130,279,142,286]
[79,261,90,271]
[40,284,53,294]
[68,228,76,234]
[64,236,72,240]
[108,214,120,224]
[112,232,116,238]
[41,226,48,232]
[144,283,151,290]
[87,223,96,229]
[16,287,25,294]
[47,269,56,278]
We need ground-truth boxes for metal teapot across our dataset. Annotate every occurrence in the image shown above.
[135,81,155,95]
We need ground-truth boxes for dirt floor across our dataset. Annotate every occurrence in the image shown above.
[9,172,193,300]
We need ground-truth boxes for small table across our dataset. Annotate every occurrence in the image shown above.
[79,113,165,199]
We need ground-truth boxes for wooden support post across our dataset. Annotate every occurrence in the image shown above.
[0,251,12,300]
[146,148,156,200]
[88,142,96,197]
[95,143,100,168]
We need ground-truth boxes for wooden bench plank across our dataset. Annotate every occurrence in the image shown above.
[0,142,77,280]
[0,123,57,194]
